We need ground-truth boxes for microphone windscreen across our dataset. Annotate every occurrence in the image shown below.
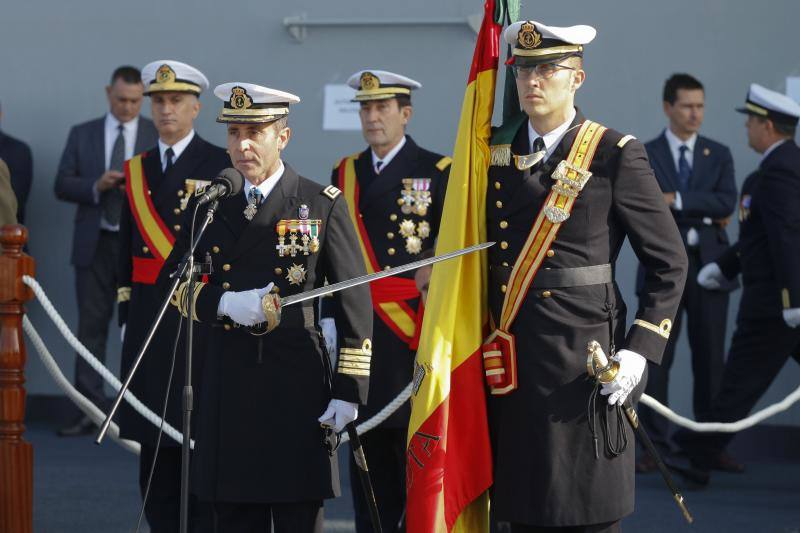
[214,168,245,196]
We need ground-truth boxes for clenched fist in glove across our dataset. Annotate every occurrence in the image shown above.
[318,399,358,432]
[217,283,274,326]
[599,349,647,405]
[697,262,726,290]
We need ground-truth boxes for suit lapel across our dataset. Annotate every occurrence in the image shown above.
[154,135,209,209]
[229,164,299,261]
[691,136,709,190]
[651,133,679,191]
[134,120,151,154]
[91,118,106,177]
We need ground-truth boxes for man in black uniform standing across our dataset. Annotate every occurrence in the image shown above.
[322,69,450,533]
[675,84,800,485]
[161,82,373,532]
[116,59,229,531]
[484,21,687,531]
[636,73,741,473]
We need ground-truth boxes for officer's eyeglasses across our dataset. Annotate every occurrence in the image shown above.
[512,62,577,81]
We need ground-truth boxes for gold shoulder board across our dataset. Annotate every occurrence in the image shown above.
[436,156,453,171]
[617,134,636,148]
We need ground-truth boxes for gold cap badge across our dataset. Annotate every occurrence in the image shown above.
[517,22,542,50]
[229,86,253,110]
[156,64,176,84]
[360,72,380,91]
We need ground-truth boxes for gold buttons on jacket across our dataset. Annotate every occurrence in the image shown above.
[501,284,507,293]
[224,324,232,331]
[546,249,555,258]
[390,214,398,222]
[173,224,181,232]
[274,267,283,275]
[142,246,149,254]
[387,232,395,239]
[212,246,220,254]
[177,190,184,197]
[273,286,280,294]
[222,264,231,271]
[500,241,509,250]
[541,290,552,298]
[496,200,503,208]
[494,181,502,190]
[500,221,508,229]
[502,261,509,267]
[173,208,181,215]
[222,282,231,290]
[384,265,391,271]
[388,248,396,256]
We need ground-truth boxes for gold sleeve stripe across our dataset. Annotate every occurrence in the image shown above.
[338,361,371,370]
[117,287,131,303]
[617,134,636,148]
[338,368,370,377]
[339,354,372,363]
[782,288,791,309]
[323,185,342,200]
[339,339,372,357]
[633,318,672,339]
[436,156,453,171]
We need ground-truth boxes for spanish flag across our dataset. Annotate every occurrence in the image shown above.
[406,1,504,531]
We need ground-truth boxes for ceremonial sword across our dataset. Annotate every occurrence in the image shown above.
[587,341,693,524]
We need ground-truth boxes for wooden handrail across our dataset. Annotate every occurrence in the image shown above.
[0,224,34,533]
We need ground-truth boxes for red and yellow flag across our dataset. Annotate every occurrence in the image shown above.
[406,1,502,531]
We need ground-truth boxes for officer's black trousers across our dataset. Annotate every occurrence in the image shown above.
[212,500,323,532]
[349,427,407,533]
[674,315,800,463]
[505,520,620,532]
[639,248,728,456]
[74,230,118,411]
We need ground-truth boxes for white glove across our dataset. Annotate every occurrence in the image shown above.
[217,283,274,326]
[697,262,725,290]
[120,323,126,343]
[318,399,358,432]
[783,308,800,328]
[600,349,647,406]
[319,317,338,356]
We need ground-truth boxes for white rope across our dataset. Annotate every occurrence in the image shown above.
[341,383,413,443]
[639,386,800,432]
[22,315,140,455]
[22,275,191,449]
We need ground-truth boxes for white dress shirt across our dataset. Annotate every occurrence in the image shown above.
[371,135,407,174]
[528,107,577,161]
[243,160,285,202]
[664,128,699,245]
[97,113,140,231]
[158,129,196,172]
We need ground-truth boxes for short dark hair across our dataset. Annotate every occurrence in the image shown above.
[757,115,797,137]
[663,73,704,104]
[395,95,412,108]
[110,66,142,85]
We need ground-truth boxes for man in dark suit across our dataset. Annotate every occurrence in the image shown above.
[636,74,740,473]
[486,21,686,531]
[160,82,372,532]
[324,69,450,533]
[675,83,800,486]
[116,60,229,532]
[0,102,33,224]
[54,66,157,436]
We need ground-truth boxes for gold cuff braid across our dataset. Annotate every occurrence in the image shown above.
[117,287,131,303]
[260,293,282,333]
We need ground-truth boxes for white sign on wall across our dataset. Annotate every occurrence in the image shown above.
[323,84,361,131]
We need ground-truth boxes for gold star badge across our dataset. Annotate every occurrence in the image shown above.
[417,220,431,239]
[399,219,416,238]
[405,236,422,255]
[286,263,307,286]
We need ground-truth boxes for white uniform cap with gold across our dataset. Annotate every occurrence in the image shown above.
[346,70,422,102]
[503,20,596,65]
[214,83,300,124]
[737,83,800,127]
[141,60,209,95]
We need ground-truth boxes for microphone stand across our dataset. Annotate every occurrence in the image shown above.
[95,200,220,533]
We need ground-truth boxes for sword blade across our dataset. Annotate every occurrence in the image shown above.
[280,241,494,307]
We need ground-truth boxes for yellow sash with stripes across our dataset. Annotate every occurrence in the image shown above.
[484,120,608,395]
[125,154,175,261]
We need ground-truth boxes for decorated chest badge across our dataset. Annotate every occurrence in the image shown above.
[739,194,752,222]
[398,178,432,216]
[179,179,212,211]
[276,204,321,257]
[398,218,430,255]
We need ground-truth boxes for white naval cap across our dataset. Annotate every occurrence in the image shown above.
[346,70,422,102]
[503,20,596,65]
[141,60,209,95]
[214,82,300,124]
[737,83,800,126]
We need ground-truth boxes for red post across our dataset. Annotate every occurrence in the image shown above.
[0,224,35,533]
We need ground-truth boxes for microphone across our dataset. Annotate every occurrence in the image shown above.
[197,168,245,205]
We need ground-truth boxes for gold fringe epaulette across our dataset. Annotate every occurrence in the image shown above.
[491,144,512,167]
